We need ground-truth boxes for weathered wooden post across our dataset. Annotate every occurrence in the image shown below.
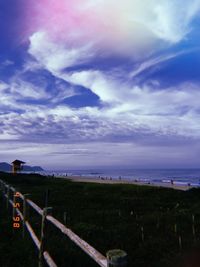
[45,189,50,208]
[39,207,52,267]
[178,235,182,251]
[174,223,177,235]
[1,182,6,204]
[192,214,196,241]
[6,186,10,209]
[0,180,3,192]
[106,250,127,267]
[2,183,5,204]
[23,194,30,238]
[3,183,7,201]
[141,226,144,242]
[156,216,160,229]
[63,211,67,225]
[118,209,121,217]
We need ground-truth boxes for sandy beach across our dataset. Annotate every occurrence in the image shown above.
[65,175,196,191]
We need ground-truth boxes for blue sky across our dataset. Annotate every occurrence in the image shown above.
[0,0,200,170]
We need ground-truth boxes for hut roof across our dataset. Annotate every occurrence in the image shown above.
[12,159,26,165]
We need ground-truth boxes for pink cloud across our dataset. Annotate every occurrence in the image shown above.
[25,0,104,44]
[25,0,137,54]
[24,0,200,57]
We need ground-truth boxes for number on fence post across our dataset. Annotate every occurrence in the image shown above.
[39,207,52,267]
[12,190,20,217]
[12,190,21,232]
[106,250,127,267]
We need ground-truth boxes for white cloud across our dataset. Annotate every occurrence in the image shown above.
[140,0,200,43]
[29,31,94,72]
[31,0,200,56]
[1,80,200,143]
[10,79,49,100]
[28,0,200,73]
[62,70,122,102]
[0,81,8,90]
[25,29,200,141]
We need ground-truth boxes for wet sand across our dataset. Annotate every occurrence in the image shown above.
[64,175,195,191]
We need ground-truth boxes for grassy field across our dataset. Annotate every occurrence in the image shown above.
[0,172,200,267]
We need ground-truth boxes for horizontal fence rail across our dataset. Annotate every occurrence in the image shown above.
[0,179,127,267]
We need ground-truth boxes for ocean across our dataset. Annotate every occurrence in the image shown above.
[40,169,200,187]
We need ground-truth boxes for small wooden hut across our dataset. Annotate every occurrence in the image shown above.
[12,160,25,174]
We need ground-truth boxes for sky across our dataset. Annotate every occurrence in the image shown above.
[0,0,200,170]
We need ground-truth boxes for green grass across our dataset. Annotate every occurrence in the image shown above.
[0,172,200,267]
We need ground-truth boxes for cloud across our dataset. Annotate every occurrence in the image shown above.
[29,31,94,72]
[1,80,200,144]
[139,0,200,43]
[0,81,8,90]
[26,0,200,57]
[25,24,200,145]
[10,79,48,100]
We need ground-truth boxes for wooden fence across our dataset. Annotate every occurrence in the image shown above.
[0,179,127,267]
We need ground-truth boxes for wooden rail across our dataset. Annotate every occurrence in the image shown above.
[0,179,127,267]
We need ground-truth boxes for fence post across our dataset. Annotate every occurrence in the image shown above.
[0,180,3,191]
[39,207,52,267]
[3,183,7,200]
[192,214,196,241]
[45,189,50,208]
[141,226,144,242]
[0,181,5,203]
[63,211,67,225]
[174,223,177,235]
[13,189,16,219]
[106,250,127,267]
[1,183,5,205]
[6,186,10,209]
[179,235,182,251]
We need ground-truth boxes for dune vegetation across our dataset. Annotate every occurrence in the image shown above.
[0,172,200,267]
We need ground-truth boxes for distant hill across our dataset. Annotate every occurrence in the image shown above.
[0,162,44,172]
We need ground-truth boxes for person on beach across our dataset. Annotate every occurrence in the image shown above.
[171,179,174,185]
